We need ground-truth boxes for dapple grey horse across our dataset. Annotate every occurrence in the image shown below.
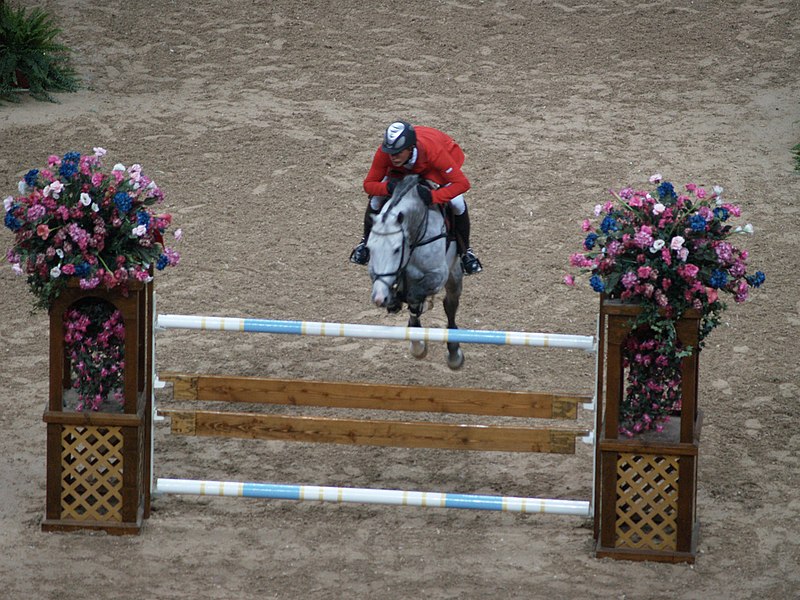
[367,174,465,369]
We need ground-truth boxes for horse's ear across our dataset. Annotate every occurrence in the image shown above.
[396,211,404,224]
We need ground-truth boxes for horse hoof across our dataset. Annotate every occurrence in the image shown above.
[447,349,465,370]
[410,341,428,359]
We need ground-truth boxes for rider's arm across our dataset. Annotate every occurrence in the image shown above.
[427,148,470,204]
[363,148,393,197]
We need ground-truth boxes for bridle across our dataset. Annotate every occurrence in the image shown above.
[369,198,446,309]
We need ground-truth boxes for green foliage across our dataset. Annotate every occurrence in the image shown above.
[0,2,80,102]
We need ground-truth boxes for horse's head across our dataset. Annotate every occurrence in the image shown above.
[367,175,426,309]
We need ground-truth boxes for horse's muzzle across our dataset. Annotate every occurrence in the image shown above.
[371,282,391,308]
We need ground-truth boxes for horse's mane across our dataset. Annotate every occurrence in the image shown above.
[381,174,421,222]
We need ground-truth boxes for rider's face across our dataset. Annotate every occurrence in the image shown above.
[389,147,413,167]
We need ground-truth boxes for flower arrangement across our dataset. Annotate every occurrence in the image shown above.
[64,300,126,411]
[3,147,180,309]
[4,148,181,411]
[567,175,764,436]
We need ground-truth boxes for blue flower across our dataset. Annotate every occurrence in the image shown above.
[74,262,91,277]
[136,211,151,227]
[4,211,22,231]
[114,192,132,213]
[746,271,765,288]
[709,269,728,288]
[590,274,605,292]
[713,207,730,221]
[656,181,676,201]
[600,215,619,234]
[59,162,78,179]
[156,254,169,270]
[24,169,39,187]
[689,214,707,231]
[58,152,80,179]
[584,232,599,250]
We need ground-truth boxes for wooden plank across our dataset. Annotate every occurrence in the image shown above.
[160,372,589,420]
[160,409,588,454]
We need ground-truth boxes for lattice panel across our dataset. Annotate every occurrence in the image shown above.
[60,426,124,522]
[614,453,679,550]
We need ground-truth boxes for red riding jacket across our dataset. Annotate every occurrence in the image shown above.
[363,126,470,204]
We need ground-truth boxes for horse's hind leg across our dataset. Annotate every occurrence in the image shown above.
[443,277,464,370]
[408,309,428,360]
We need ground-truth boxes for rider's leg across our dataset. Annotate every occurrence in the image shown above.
[350,196,383,265]
[450,197,482,275]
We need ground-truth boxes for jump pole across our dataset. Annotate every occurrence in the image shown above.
[155,478,591,517]
[153,311,597,518]
[156,314,597,352]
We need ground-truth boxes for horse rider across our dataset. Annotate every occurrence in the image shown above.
[349,120,483,275]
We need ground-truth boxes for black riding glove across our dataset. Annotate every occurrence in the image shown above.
[386,179,397,196]
[416,185,433,205]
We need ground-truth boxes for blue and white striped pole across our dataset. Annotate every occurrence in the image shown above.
[155,478,591,516]
[156,314,596,352]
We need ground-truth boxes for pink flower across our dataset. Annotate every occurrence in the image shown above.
[649,173,662,183]
[36,224,50,239]
[79,277,100,289]
[27,204,46,221]
[670,236,685,250]
[563,274,575,286]
[582,219,592,232]
[637,265,653,279]
[621,272,638,289]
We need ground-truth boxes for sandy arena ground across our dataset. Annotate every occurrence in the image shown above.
[1,1,798,598]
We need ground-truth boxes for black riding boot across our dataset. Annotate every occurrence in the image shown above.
[453,208,482,275]
[350,203,380,265]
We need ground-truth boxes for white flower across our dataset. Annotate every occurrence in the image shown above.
[18,181,27,194]
[91,203,100,212]
[56,249,64,258]
[713,185,723,195]
[93,147,107,157]
[593,204,603,217]
[50,266,62,279]
[3,196,12,212]
[113,163,126,171]
[132,224,148,237]
[649,239,665,253]
[649,173,662,183]
[80,192,92,206]
[652,203,665,215]
[744,223,754,234]
[670,236,685,250]
[12,264,23,275]
[174,228,183,241]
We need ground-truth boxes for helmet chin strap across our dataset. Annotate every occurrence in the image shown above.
[405,146,418,167]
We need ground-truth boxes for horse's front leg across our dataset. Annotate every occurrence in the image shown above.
[407,306,428,360]
[443,271,464,370]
